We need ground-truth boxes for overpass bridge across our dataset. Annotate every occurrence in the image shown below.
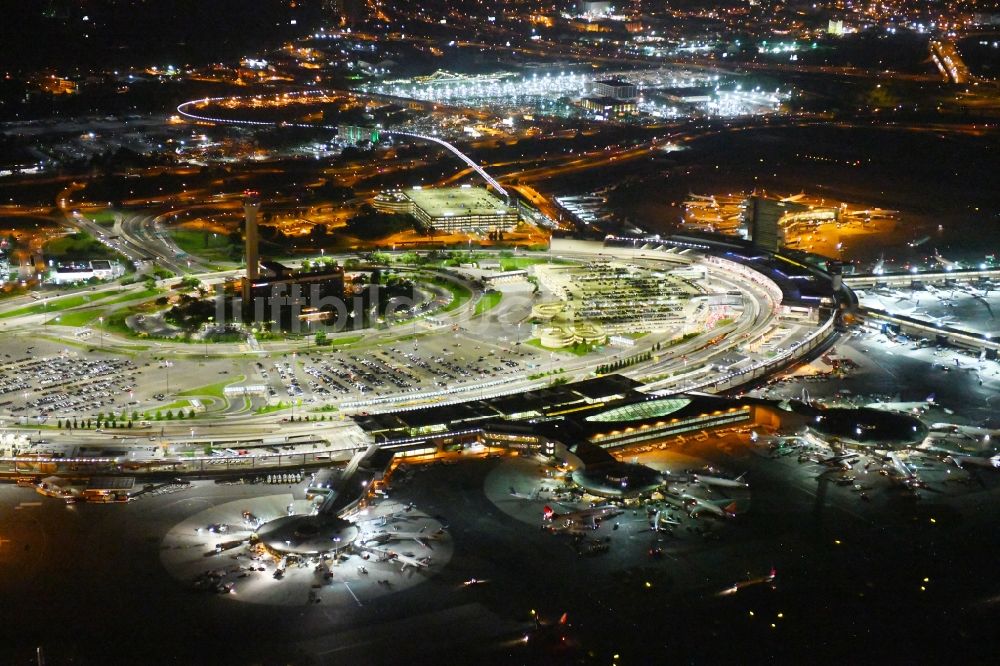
[930,38,972,84]
[176,94,507,198]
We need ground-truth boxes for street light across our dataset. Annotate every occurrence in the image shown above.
[205,316,213,357]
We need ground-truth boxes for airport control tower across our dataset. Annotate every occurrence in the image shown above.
[242,191,261,303]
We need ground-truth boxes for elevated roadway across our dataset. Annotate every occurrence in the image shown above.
[176,94,507,198]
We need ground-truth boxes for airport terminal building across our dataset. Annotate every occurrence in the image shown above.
[355,375,787,460]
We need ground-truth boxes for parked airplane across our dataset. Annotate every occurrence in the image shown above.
[647,510,681,532]
[509,485,540,501]
[397,553,431,571]
[676,493,739,518]
[363,527,440,550]
[543,504,622,530]
[692,472,749,489]
[920,312,956,327]
[522,611,573,647]
[812,452,860,468]
[933,250,961,270]
[946,454,1000,470]
[885,452,927,487]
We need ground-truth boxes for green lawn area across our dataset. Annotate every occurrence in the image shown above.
[177,375,245,400]
[155,400,192,412]
[473,290,503,316]
[170,229,240,263]
[102,287,163,306]
[83,209,118,226]
[97,310,134,336]
[524,338,593,356]
[311,333,365,347]
[0,290,119,319]
[428,275,472,312]
[46,309,100,327]
[45,232,121,261]
[44,288,167,325]
[255,403,290,415]
[497,256,569,271]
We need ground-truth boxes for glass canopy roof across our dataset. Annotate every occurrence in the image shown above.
[585,398,691,423]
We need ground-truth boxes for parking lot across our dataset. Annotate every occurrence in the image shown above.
[254,336,544,405]
[0,348,139,419]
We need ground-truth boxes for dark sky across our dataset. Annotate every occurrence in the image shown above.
[1,1,324,72]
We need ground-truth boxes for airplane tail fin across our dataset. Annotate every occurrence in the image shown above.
[558,612,568,625]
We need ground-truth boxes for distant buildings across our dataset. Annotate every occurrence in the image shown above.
[973,12,1000,26]
[577,1,614,17]
[0,245,9,285]
[592,78,637,99]
[578,96,638,117]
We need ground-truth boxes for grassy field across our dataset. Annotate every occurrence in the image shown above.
[97,310,135,336]
[169,229,239,263]
[45,288,166,326]
[102,287,163,306]
[45,232,121,261]
[0,290,119,319]
[329,334,364,346]
[525,338,593,356]
[177,375,245,400]
[473,290,503,316]
[83,209,118,227]
[428,275,472,313]
[497,256,570,271]
[46,309,100,327]
[255,403,291,415]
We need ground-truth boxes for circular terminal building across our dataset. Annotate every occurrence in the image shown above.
[254,445,394,556]
[810,407,928,449]
[256,514,360,556]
